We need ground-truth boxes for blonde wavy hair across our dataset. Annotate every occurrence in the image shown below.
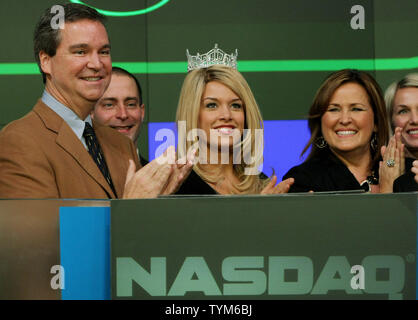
[385,73,418,133]
[175,65,268,194]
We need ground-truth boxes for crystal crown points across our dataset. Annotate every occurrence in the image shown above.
[186,44,238,72]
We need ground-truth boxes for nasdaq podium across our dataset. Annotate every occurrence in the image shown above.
[0,193,417,300]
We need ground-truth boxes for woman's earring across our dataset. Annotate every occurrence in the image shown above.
[370,132,378,151]
[315,136,328,149]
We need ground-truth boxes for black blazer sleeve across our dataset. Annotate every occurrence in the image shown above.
[393,172,418,192]
[283,165,316,193]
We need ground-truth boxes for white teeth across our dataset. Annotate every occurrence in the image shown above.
[217,127,234,134]
[83,77,101,81]
[337,130,356,136]
[408,130,418,135]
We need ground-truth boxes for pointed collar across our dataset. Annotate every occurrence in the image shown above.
[41,90,92,143]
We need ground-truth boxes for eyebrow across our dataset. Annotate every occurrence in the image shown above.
[100,97,117,102]
[203,97,242,102]
[329,103,367,107]
[125,97,139,101]
[69,43,111,50]
[101,97,139,103]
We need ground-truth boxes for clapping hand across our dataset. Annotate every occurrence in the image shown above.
[379,127,405,193]
[123,146,195,199]
[160,146,196,195]
[411,160,418,184]
[260,176,294,194]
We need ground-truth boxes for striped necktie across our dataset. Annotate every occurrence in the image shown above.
[83,122,117,197]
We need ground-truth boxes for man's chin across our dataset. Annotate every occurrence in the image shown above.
[84,94,105,104]
[81,86,108,102]
[113,128,133,140]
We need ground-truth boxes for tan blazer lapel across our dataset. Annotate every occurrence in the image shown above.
[94,125,128,198]
[34,101,116,198]
[56,124,116,198]
[33,100,61,133]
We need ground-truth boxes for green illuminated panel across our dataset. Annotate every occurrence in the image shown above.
[0,63,40,75]
[0,57,417,75]
[238,57,418,72]
[69,0,171,17]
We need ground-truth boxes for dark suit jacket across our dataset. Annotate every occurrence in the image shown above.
[176,169,269,195]
[282,149,374,193]
[175,170,218,195]
[0,100,140,199]
[393,158,418,192]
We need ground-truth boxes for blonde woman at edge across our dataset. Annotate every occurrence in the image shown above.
[386,73,418,192]
[175,45,294,195]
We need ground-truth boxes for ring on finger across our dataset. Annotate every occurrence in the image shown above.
[386,159,395,167]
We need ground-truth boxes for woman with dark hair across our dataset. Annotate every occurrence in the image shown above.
[283,69,402,193]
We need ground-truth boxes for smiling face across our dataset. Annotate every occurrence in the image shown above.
[391,87,418,153]
[40,19,112,119]
[92,74,144,143]
[198,81,245,152]
[321,82,376,157]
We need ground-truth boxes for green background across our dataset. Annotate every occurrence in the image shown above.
[0,0,417,159]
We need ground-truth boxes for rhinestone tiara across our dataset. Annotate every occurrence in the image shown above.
[186,44,238,72]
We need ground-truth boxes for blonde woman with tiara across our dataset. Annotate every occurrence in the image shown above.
[175,44,294,195]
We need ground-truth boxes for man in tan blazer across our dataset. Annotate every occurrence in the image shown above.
[0,100,137,198]
[0,3,191,199]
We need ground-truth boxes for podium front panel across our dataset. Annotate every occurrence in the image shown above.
[111,193,417,300]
